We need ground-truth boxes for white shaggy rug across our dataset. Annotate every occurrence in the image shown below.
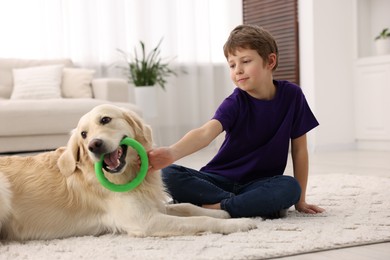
[1,173,390,260]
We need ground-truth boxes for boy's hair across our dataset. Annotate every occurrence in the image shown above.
[223,24,279,71]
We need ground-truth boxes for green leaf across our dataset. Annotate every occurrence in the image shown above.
[116,38,182,90]
[375,28,390,40]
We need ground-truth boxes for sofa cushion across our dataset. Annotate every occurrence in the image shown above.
[11,65,64,99]
[0,99,141,136]
[0,58,73,99]
[61,68,95,98]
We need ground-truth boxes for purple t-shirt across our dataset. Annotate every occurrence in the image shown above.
[200,80,319,182]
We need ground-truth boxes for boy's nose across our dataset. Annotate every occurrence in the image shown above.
[235,65,243,74]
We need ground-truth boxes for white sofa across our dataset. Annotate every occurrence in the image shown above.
[0,58,140,153]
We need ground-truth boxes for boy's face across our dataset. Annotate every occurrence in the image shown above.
[227,47,274,96]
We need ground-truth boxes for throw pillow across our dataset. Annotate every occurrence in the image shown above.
[61,68,95,98]
[11,65,64,99]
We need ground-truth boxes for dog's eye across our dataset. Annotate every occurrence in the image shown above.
[100,117,112,125]
[81,131,87,139]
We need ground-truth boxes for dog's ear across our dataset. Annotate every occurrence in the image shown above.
[57,130,80,176]
[140,124,153,149]
[122,109,153,149]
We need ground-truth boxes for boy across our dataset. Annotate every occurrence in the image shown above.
[148,24,324,218]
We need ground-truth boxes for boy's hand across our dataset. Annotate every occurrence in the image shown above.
[147,147,175,172]
[295,201,325,214]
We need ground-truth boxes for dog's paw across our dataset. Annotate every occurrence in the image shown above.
[235,218,258,231]
[221,218,257,233]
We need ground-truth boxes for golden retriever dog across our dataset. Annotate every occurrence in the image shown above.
[0,104,256,241]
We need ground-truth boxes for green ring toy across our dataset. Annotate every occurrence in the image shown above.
[94,137,148,192]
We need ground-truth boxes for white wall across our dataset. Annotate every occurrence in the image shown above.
[299,0,356,151]
[155,2,243,146]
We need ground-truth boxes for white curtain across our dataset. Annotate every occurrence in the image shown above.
[0,0,242,146]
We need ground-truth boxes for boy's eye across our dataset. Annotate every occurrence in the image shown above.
[229,64,236,69]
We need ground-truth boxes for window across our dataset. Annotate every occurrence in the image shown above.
[243,0,300,84]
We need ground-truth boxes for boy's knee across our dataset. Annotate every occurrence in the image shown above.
[161,164,188,187]
[161,164,178,182]
[273,175,301,204]
[284,175,301,203]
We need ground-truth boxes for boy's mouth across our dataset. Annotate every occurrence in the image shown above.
[237,77,249,83]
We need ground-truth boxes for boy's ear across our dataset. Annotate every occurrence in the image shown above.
[267,53,277,70]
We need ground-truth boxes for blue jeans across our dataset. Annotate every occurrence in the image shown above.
[162,164,301,218]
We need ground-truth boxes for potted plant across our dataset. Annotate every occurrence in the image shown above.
[117,38,178,118]
[374,28,390,55]
[117,38,177,91]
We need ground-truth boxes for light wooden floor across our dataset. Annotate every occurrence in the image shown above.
[177,148,390,260]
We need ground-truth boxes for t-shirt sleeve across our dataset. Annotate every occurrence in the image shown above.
[212,92,240,132]
[290,88,319,139]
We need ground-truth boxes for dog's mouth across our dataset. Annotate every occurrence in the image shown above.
[102,145,128,174]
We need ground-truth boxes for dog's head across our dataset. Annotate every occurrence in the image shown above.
[58,104,152,178]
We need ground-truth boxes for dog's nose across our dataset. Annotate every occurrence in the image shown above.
[88,138,105,154]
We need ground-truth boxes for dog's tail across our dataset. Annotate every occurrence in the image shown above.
[0,172,12,225]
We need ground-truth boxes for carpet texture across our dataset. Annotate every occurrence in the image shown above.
[1,173,390,260]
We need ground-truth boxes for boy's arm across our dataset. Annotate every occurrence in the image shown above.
[148,119,223,171]
[291,134,325,214]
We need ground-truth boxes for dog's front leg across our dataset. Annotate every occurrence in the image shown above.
[165,203,230,219]
[134,213,257,237]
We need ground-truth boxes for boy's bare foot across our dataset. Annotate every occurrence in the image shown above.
[202,203,221,210]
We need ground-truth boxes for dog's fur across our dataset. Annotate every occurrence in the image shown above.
[0,104,256,241]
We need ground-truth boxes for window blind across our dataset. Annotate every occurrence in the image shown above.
[242,0,299,84]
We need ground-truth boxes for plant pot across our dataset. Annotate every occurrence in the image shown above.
[134,86,157,118]
[375,39,390,55]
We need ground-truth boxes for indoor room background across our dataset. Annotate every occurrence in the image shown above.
[1,0,389,153]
